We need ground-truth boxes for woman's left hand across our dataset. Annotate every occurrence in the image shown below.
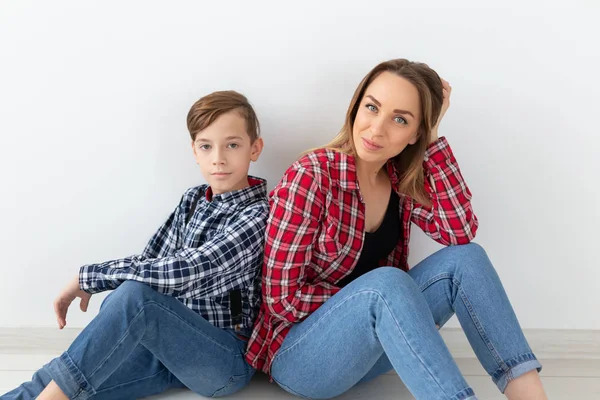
[430,79,451,144]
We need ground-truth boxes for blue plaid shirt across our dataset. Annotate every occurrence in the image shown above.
[79,176,269,331]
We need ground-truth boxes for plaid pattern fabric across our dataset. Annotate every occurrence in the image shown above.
[79,176,269,330]
[245,137,478,373]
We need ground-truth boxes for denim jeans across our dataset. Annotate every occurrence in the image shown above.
[271,243,542,400]
[2,281,255,399]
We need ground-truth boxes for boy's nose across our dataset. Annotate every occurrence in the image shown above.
[212,156,226,165]
[212,149,226,165]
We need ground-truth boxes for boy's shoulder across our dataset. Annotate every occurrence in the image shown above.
[180,184,208,206]
[175,185,208,224]
[237,179,269,216]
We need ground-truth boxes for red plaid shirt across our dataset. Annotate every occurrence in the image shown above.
[245,137,478,374]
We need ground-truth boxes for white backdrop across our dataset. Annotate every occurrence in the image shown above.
[0,0,598,330]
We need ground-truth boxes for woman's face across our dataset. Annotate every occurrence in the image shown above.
[352,71,422,166]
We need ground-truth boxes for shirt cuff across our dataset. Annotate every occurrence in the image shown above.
[79,264,111,294]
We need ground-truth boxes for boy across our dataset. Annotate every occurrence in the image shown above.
[2,91,268,400]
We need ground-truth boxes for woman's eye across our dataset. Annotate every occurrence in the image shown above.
[366,104,377,112]
[394,116,407,125]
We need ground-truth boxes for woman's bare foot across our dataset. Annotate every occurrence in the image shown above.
[504,370,547,400]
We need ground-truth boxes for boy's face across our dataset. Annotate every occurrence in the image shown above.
[192,111,263,195]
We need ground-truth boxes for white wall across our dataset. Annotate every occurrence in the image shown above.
[0,0,598,330]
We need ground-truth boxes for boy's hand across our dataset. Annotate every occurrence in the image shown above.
[53,275,91,329]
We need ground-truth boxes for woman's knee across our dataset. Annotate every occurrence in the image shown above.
[358,267,420,295]
[446,242,498,280]
[460,242,488,258]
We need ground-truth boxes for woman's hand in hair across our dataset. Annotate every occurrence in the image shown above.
[430,79,452,143]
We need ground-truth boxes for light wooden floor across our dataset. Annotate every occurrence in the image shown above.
[2,329,599,399]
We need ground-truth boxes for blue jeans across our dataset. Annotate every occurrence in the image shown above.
[2,281,255,399]
[271,243,542,400]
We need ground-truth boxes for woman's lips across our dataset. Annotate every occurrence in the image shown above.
[362,137,383,151]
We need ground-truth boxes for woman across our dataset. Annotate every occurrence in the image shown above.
[245,59,547,400]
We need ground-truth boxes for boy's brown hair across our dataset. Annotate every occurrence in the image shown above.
[186,90,260,142]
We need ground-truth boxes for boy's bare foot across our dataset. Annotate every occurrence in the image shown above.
[36,380,68,400]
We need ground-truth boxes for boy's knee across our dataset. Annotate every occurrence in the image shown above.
[112,280,154,303]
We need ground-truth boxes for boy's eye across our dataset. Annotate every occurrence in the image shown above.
[366,104,378,112]
[228,143,239,149]
[199,144,211,150]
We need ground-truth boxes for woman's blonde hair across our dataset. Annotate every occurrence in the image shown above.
[318,59,444,205]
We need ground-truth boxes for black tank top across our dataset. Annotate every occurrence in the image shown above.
[337,190,401,287]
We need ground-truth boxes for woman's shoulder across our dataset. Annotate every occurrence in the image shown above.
[274,148,353,195]
[292,148,350,174]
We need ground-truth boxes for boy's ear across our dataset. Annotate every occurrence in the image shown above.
[250,137,264,162]
[191,140,197,157]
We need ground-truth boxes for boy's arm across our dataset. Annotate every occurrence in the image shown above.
[141,195,185,259]
[79,203,268,298]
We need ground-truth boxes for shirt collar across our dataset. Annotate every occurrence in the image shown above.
[385,159,401,189]
[204,175,267,203]
[337,152,359,191]
[337,152,401,192]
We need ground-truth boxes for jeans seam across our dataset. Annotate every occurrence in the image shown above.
[449,387,476,400]
[418,272,453,292]
[271,375,315,399]
[421,273,508,372]
[87,306,148,380]
[492,352,541,392]
[274,290,370,362]
[375,289,456,398]
[453,277,507,372]
[144,301,242,353]
[57,352,93,399]
[210,374,235,397]
[88,300,242,383]
[419,272,510,375]
[92,366,169,394]
[274,289,454,398]
[209,363,253,398]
